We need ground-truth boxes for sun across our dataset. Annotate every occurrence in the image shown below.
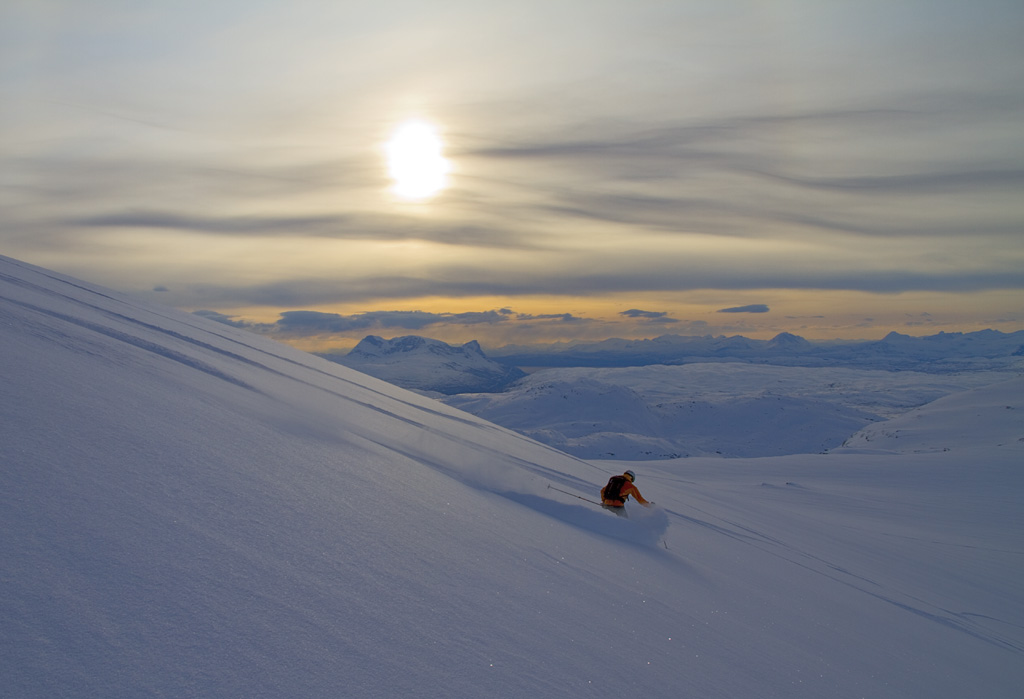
[385,120,450,200]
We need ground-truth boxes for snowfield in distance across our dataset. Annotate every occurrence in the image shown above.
[311,330,1021,460]
[2,254,1023,698]
[443,363,1017,459]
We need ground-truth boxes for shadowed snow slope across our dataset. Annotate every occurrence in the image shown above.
[2,254,1023,698]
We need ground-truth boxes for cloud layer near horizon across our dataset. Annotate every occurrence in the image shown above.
[2,1,1023,344]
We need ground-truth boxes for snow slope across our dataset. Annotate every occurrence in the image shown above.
[2,254,1023,698]
[839,376,1024,453]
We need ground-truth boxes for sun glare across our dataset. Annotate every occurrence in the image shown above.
[385,120,450,200]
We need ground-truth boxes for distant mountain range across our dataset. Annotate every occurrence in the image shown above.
[488,329,1024,373]
[321,330,1024,460]
[325,330,1024,392]
[320,335,526,394]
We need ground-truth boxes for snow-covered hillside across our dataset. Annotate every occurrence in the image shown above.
[2,254,1023,698]
[443,364,1014,459]
[325,334,1019,460]
[839,376,1024,453]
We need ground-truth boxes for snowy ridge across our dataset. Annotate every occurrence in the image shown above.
[2,254,1023,698]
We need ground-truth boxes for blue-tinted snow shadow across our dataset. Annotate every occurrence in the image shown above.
[499,492,670,547]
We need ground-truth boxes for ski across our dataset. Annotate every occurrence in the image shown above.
[547,484,602,506]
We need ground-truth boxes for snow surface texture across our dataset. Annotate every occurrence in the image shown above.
[2,254,1023,698]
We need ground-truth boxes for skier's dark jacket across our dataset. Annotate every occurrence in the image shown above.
[601,473,650,507]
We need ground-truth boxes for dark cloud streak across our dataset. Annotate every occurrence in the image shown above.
[201,306,593,339]
[170,264,1024,313]
[620,309,679,323]
[751,168,1024,194]
[719,304,770,314]
[71,210,545,250]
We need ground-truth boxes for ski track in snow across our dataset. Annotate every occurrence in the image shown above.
[662,498,1022,653]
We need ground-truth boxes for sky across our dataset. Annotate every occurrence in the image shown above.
[3,0,1023,351]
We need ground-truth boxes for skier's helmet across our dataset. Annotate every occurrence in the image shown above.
[624,470,636,482]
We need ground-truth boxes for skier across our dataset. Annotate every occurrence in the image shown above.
[600,470,651,517]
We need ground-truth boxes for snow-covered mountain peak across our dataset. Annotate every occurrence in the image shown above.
[326,334,524,394]
[351,333,486,359]
[768,331,813,349]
